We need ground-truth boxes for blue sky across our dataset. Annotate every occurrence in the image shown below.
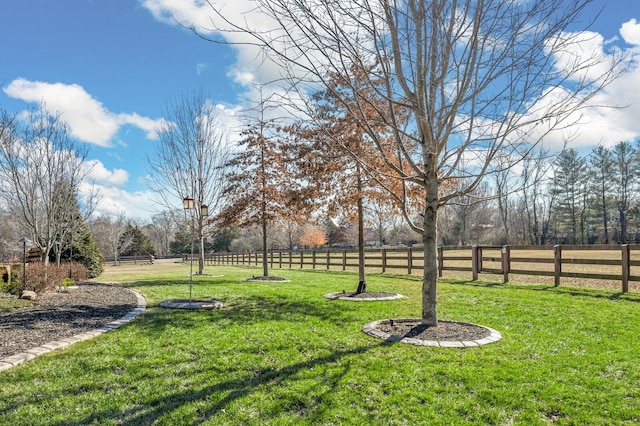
[2,0,640,221]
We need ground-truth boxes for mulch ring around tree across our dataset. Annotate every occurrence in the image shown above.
[158,299,226,310]
[245,276,290,282]
[324,291,404,301]
[363,318,502,348]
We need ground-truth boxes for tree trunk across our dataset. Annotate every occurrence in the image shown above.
[198,235,205,275]
[602,190,609,244]
[620,208,627,244]
[262,214,269,277]
[422,181,439,326]
[356,166,366,294]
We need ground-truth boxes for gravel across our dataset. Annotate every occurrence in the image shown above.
[0,283,138,359]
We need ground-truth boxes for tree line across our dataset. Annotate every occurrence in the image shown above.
[439,141,640,247]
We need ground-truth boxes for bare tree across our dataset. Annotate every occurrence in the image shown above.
[148,91,231,274]
[147,209,181,257]
[203,0,623,325]
[0,107,92,266]
[88,213,133,264]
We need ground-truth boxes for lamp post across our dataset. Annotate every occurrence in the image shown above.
[18,237,30,293]
[69,230,73,280]
[183,196,196,304]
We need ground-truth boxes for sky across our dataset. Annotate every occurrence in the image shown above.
[1,0,640,222]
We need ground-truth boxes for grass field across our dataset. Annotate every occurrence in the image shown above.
[1,261,640,424]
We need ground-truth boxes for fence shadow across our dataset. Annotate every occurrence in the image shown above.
[443,277,640,303]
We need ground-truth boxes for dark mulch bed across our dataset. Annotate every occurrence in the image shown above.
[340,291,397,299]
[324,291,404,301]
[0,284,137,359]
[375,319,491,341]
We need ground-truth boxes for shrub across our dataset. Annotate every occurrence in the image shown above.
[0,267,19,295]
[19,262,89,294]
[60,277,74,288]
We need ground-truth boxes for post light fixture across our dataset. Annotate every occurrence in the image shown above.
[182,197,209,306]
[183,196,195,210]
[68,228,74,280]
[18,237,31,294]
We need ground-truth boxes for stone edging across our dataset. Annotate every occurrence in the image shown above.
[159,299,225,309]
[323,292,404,301]
[0,289,147,372]
[362,318,502,348]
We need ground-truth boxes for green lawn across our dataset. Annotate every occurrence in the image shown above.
[0,297,34,313]
[1,262,639,425]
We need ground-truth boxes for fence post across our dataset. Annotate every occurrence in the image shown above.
[270,251,274,268]
[437,246,443,277]
[501,245,510,283]
[326,250,331,270]
[408,247,413,275]
[342,249,347,271]
[622,244,630,293]
[279,251,282,269]
[312,250,317,269]
[289,251,292,269]
[554,245,562,287]
[300,251,304,268]
[382,248,387,273]
[472,245,479,280]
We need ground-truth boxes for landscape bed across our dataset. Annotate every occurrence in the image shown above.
[0,261,639,425]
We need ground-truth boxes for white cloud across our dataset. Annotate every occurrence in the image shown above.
[620,19,640,45]
[141,0,293,87]
[141,1,640,152]
[84,159,130,187]
[82,182,160,220]
[543,22,640,149]
[3,78,164,147]
[78,160,162,221]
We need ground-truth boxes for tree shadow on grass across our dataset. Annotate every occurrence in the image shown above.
[50,341,387,426]
[137,292,375,337]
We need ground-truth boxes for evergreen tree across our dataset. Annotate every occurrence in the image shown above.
[72,223,104,278]
[611,141,639,243]
[120,225,155,257]
[589,145,614,244]
[551,149,589,244]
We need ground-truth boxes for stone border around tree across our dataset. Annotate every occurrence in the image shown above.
[323,292,404,301]
[362,318,503,347]
[159,299,225,310]
[0,289,147,372]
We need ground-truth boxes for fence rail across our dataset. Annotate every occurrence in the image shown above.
[207,244,640,293]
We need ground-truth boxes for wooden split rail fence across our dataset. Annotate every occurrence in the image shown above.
[207,244,640,293]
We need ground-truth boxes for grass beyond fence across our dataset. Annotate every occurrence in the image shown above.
[1,262,640,424]
[209,244,640,293]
